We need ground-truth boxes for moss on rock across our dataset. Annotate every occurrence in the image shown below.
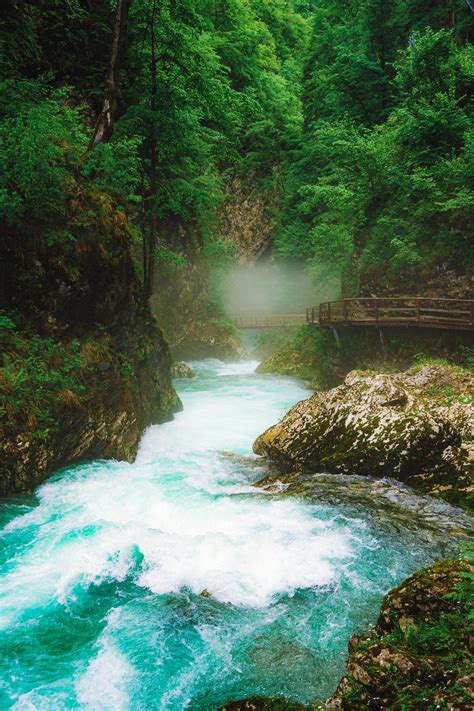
[326,559,473,710]
[254,364,474,510]
[0,189,181,496]
[219,698,307,711]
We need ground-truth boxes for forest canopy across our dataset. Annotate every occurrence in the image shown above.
[276,0,474,291]
[1,0,473,296]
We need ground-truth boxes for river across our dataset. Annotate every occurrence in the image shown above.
[0,357,466,709]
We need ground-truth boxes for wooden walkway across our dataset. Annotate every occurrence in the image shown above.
[307,297,474,331]
[231,297,474,331]
[231,314,307,329]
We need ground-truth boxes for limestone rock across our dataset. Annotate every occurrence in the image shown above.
[253,365,474,509]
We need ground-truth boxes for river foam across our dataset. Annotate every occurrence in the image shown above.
[0,358,464,708]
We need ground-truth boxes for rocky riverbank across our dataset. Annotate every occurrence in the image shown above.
[254,364,474,511]
[257,326,474,391]
[0,190,180,496]
[326,559,473,710]
[244,361,473,708]
[218,558,472,710]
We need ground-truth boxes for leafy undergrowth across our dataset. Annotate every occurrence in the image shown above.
[256,328,338,388]
[0,314,131,441]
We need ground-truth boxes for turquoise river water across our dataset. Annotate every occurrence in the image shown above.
[0,358,466,709]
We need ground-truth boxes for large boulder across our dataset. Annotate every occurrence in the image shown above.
[326,559,473,710]
[253,365,474,509]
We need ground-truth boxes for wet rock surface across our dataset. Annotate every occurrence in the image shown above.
[254,470,473,542]
[253,365,474,510]
[172,360,195,378]
[326,559,473,710]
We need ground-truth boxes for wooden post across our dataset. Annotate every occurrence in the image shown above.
[374,299,378,324]
[416,298,420,323]
[470,302,474,326]
[327,301,331,324]
[343,300,348,322]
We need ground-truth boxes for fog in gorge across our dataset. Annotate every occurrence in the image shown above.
[219,261,340,317]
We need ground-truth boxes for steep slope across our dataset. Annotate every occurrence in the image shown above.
[0,189,180,495]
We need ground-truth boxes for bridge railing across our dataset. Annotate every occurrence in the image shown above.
[307,297,474,331]
[232,314,307,329]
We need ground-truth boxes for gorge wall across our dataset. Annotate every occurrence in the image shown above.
[0,191,180,496]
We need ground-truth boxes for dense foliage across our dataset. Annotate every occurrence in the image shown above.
[0,0,314,431]
[276,0,474,291]
[0,0,310,284]
[1,0,472,297]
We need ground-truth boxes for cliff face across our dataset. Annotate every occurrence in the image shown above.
[217,177,276,264]
[152,257,244,360]
[149,177,280,361]
[150,214,244,360]
[0,190,180,496]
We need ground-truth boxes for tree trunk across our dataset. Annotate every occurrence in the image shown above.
[88,0,133,150]
[143,0,158,300]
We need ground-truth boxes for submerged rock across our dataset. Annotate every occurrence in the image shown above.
[254,471,473,544]
[172,361,195,378]
[253,365,474,510]
[326,559,473,709]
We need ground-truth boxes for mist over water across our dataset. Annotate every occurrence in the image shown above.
[0,358,463,710]
[220,262,340,317]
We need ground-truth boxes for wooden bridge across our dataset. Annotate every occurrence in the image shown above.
[232,297,474,331]
[231,314,307,329]
[308,297,474,331]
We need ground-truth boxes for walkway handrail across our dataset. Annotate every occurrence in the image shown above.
[308,297,474,331]
[232,314,307,329]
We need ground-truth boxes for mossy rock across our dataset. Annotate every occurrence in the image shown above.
[254,364,474,510]
[326,559,473,710]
